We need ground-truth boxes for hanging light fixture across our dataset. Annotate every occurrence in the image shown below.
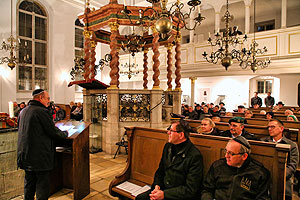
[120,55,139,79]
[0,0,28,70]
[202,0,248,70]
[121,0,205,39]
[237,0,270,72]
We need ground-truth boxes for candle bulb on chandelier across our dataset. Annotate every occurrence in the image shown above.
[208,32,211,38]
[198,5,201,14]
[124,0,126,6]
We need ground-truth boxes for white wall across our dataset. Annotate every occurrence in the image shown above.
[277,74,300,106]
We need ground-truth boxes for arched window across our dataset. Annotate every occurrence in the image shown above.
[18,0,48,91]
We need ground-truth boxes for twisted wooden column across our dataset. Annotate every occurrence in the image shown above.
[116,47,120,87]
[90,33,97,79]
[143,48,149,89]
[167,43,173,91]
[152,26,160,89]
[175,33,182,90]
[83,30,92,81]
[109,22,119,88]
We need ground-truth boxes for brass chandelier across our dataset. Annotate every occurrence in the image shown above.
[120,55,139,79]
[202,0,247,70]
[122,0,205,39]
[237,0,270,72]
[0,0,28,70]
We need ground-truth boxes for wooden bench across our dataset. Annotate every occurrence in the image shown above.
[109,126,290,200]
[226,112,289,121]
[186,119,299,149]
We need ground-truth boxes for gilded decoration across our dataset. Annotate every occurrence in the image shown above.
[119,94,150,122]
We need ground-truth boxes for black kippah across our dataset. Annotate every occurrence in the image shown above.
[233,136,251,149]
[32,89,44,96]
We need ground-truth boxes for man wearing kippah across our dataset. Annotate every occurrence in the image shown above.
[202,136,271,200]
[261,119,299,200]
[136,120,203,200]
[17,89,68,200]
[220,117,258,140]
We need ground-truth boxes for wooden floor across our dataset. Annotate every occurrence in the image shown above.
[10,151,300,200]
[11,152,127,200]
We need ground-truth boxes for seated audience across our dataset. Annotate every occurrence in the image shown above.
[220,117,257,140]
[197,118,220,135]
[211,114,221,123]
[260,110,266,115]
[71,102,83,121]
[266,111,274,120]
[261,119,299,200]
[212,105,220,114]
[70,101,77,113]
[219,102,226,112]
[237,105,245,113]
[136,120,203,200]
[201,136,271,200]
[54,105,66,122]
[182,105,189,116]
[285,109,293,116]
[13,101,20,117]
[186,106,198,120]
[277,101,284,109]
[272,105,279,112]
[287,115,298,122]
[225,112,233,117]
[195,104,203,120]
[244,110,253,118]
[16,102,26,117]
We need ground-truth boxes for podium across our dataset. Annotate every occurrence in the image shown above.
[51,120,91,200]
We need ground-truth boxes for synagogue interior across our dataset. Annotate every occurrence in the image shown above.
[0,0,300,199]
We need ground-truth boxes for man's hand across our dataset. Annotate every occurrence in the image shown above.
[149,185,164,200]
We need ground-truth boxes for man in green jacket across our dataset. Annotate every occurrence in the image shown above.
[136,120,203,200]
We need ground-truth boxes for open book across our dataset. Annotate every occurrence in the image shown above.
[116,181,151,197]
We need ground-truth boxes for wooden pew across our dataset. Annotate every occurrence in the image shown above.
[226,112,289,121]
[186,119,299,148]
[220,115,300,130]
[250,110,300,118]
[109,126,290,200]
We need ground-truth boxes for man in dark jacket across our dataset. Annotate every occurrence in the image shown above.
[264,92,275,107]
[250,92,262,107]
[220,117,258,140]
[202,136,271,200]
[17,89,68,200]
[261,119,299,200]
[136,120,203,200]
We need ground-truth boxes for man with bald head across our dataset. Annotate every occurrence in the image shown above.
[202,136,271,200]
[17,89,68,200]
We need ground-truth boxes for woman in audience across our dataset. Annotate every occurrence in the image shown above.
[197,118,220,135]
[244,110,253,118]
[260,110,267,115]
[285,109,294,116]
[287,115,299,122]
[225,112,233,117]
[266,111,274,120]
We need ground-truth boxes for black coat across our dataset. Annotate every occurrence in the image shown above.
[220,129,258,140]
[152,139,203,200]
[17,100,68,171]
[202,157,271,200]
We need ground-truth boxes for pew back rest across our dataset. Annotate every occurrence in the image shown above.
[109,126,290,200]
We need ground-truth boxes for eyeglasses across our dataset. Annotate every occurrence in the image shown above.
[268,126,277,130]
[225,149,244,156]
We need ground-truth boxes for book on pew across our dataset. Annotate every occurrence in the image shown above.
[116,181,151,197]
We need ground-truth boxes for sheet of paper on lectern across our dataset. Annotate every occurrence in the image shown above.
[58,125,75,131]
[67,128,78,137]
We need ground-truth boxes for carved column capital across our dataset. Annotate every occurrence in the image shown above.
[83,30,92,39]
[109,22,119,31]
[189,77,197,84]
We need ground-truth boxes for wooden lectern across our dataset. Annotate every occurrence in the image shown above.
[51,120,91,200]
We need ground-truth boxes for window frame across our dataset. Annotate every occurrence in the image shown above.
[17,0,49,92]
[256,79,273,94]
